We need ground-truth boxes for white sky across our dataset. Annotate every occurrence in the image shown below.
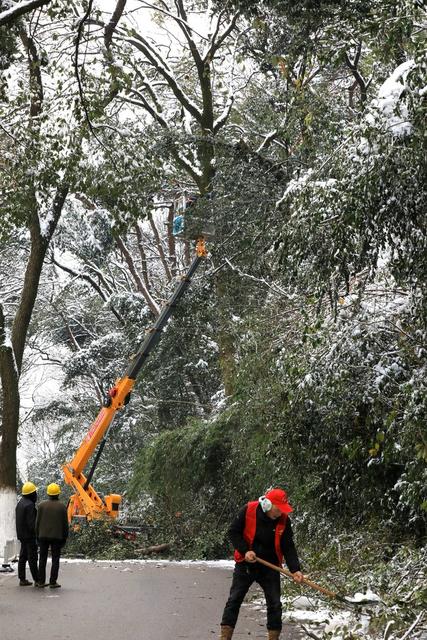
[17,351,65,476]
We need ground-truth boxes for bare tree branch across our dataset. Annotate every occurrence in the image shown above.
[166,206,177,277]
[121,32,203,122]
[73,2,120,145]
[104,0,127,50]
[134,222,151,291]
[148,211,172,282]
[135,0,208,41]
[51,253,125,325]
[116,236,160,316]
[53,304,103,405]
[203,10,240,62]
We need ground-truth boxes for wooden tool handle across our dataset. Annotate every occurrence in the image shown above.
[255,557,338,599]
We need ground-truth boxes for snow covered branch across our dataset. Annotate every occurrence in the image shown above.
[53,305,103,405]
[213,93,234,134]
[0,303,9,351]
[344,43,371,106]
[255,130,277,154]
[0,0,50,27]
[397,612,424,640]
[0,302,19,394]
[122,32,203,123]
[124,89,168,129]
[224,258,290,298]
[19,27,44,118]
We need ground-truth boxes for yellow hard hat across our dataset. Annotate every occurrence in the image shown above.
[47,483,61,496]
[22,481,37,495]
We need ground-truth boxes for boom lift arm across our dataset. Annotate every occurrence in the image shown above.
[63,238,207,524]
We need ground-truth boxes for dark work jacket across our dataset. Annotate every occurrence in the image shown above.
[16,496,37,541]
[36,498,69,541]
[229,504,301,573]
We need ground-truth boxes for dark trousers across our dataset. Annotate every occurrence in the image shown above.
[221,562,282,631]
[18,540,39,582]
[38,539,62,585]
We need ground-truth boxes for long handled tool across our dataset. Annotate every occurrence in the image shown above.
[256,557,382,607]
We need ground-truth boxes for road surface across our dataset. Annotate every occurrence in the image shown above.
[0,560,303,639]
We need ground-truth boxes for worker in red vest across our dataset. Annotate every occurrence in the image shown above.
[219,488,304,640]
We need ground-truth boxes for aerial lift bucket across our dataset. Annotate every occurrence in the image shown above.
[172,192,215,241]
[173,214,215,241]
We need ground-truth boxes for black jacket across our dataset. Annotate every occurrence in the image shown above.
[229,503,301,572]
[36,498,69,541]
[16,496,37,541]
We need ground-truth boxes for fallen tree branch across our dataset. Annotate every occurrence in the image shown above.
[300,625,322,640]
[135,543,171,554]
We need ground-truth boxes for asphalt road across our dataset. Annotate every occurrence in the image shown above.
[0,560,303,640]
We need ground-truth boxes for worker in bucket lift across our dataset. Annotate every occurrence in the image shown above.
[219,488,304,640]
[36,483,69,588]
[15,481,40,586]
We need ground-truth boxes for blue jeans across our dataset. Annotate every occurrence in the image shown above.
[221,562,282,631]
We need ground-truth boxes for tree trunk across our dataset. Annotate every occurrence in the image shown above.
[0,305,20,554]
[0,188,68,558]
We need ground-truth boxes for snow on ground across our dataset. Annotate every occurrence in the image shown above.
[346,589,383,604]
[251,591,374,638]
[62,558,235,569]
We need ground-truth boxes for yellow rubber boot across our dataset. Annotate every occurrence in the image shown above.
[219,625,234,639]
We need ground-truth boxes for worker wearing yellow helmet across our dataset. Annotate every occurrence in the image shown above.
[47,483,61,496]
[15,481,40,586]
[36,483,69,588]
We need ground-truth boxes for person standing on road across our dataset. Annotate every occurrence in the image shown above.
[15,481,40,587]
[219,488,304,640]
[36,483,69,588]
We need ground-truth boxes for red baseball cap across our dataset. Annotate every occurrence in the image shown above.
[265,488,293,514]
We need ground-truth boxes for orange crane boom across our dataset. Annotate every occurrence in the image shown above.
[63,238,207,524]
